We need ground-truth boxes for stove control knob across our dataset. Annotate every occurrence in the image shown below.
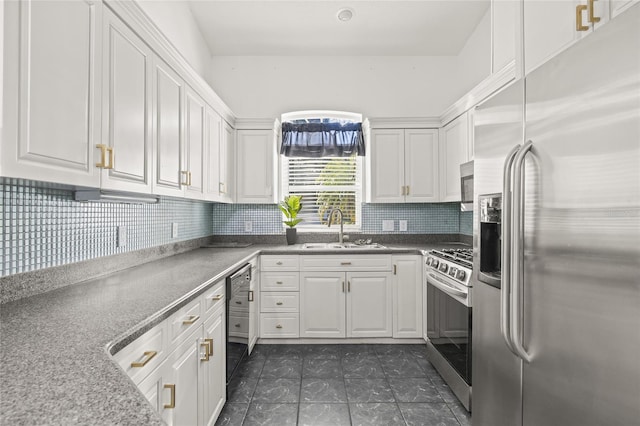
[432,259,439,268]
[456,270,466,281]
[438,263,448,273]
[426,257,433,266]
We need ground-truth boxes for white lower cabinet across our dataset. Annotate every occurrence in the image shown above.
[300,271,393,338]
[392,255,423,338]
[114,280,226,426]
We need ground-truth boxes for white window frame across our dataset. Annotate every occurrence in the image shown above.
[279,111,365,233]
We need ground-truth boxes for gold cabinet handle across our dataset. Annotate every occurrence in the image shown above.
[219,182,226,194]
[587,0,600,23]
[276,281,283,284]
[276,302,283,306]
[130,350,157,368]
[235,301,242,305]
[393,264,397,275]
[164,384,175,409]
[200,341,210,361]
[342,281,345,292]
[235,323,241,328]
[276,324,283,329]
[348,281,351,292]
[576,4,589,31]
[406,185,410,195]
[248,290,254,302]
[182,315,200,325]
[181,171,189,186]
[340,262,352,266]
[188,171,192,186]
[205,338,213,356]
[95,144,107,168]
[210,294,223,301]
[276,261,283,265]
[106,147,114,169]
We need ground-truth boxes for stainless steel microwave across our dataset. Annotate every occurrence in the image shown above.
[460,160,474,211]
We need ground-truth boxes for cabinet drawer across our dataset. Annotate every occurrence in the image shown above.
[301,255,392,271]
[202,280,225,319]
[229,312,249,338]
[261,292,299,312]
[113,321,167,385]
[260,313,300,338]
[261,255,299,271]
[168,297,203,346]
[260,272,299,291]
[229,292,250,311]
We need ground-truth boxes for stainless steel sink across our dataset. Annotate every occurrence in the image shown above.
[301,242,387,250]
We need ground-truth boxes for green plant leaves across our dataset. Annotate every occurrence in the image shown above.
[280,195,303,227]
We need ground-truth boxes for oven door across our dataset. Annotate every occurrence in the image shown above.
[426,270,472,385]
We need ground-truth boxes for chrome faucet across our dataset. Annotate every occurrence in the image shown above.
[327,208,345,244]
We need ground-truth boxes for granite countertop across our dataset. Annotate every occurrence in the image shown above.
[0,242,467,425]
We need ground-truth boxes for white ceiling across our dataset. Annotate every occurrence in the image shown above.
[187,0,491,56]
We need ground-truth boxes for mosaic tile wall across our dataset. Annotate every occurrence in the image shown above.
[460,211,473,236]
[212,202,464,235]
[0,180,213,277]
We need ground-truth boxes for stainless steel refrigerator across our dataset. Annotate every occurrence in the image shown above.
[472,6,640,426]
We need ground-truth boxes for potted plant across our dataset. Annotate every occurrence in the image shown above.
[279,195,303,245]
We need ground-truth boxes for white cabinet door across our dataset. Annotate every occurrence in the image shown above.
[368,129,405,203]
[404,129,440,202]
[523,0,602,75]
[300,272,346,338]
[236,129,274,203]
[152,58,184,197]
[205,107,222,202]
[201,311,225,426]
[346,272,393,338]
[2,0,102,187]
[184,87,206,200]
[137,356,173,425]
[101,8,153,193]
[392,255,423,338]
[439,113,469,202]
[492,0,518,73]
[165,331,202,426]
[610,0,638,17]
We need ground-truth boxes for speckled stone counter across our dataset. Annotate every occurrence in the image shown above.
[0,242,467,425]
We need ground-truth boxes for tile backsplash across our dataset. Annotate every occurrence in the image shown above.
[1,180,213,277]
[1,179,471,277]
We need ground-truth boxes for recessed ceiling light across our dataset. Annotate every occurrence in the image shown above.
[337,8,354,22]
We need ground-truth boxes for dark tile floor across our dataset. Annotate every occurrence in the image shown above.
[215,344,471,426]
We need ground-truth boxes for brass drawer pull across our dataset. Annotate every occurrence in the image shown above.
[341,262,352,265]
[210,294,223,301]
[276,324,283,329]
[182,315,200,325]
[200,342,210,362]
[235,301,243,305]
[588,0,600,23]
[181,171,189,186]
[95,144,107,168]
[205,338,213,356]
[131,350,157,368]
[276,261,283,265]
[106,147,114,169]
[276,281,283,284]
[235,323,241,328]
[164,384,175,409]
[276,302,283,306]
[248,290,254,302]
[576,4,589,31]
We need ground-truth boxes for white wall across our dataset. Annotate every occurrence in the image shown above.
[207,56,461,119]
[456,8,492,99]
[137,0,211,77]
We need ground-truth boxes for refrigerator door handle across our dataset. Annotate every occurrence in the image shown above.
[510,140,533,363]
[501,144,521,356]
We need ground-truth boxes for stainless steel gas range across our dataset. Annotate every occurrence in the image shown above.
[424,248,472,411]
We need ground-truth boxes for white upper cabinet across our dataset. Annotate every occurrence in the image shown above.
[236,129,275,203]
[101,8,153,193]
[524,0,611,75]
[152,59,184,198]
[205,108,235,203]
[183,87,206,200]
[492,0,518,73]
[439,112,471,202]
[1,0,102,187]
[368,129,439,203]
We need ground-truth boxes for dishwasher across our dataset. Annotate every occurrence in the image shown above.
[225,263,252,385]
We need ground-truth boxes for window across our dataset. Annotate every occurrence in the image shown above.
[280,112,364,231]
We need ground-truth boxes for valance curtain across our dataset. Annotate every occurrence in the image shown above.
[280,121,365,157]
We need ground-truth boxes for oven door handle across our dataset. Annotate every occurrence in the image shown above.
[427,272,468,299]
